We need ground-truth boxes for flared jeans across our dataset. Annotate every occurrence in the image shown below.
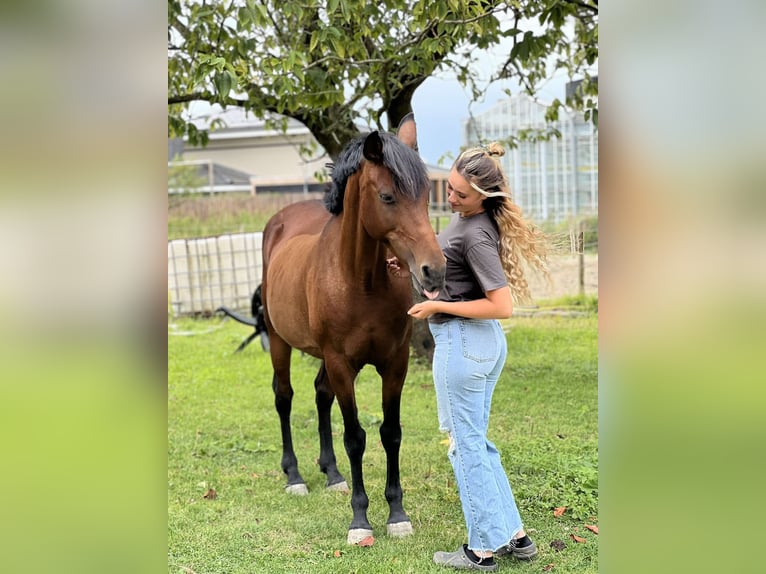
[428,318,524,553]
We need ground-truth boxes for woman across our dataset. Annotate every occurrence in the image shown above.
[407,143,548,571]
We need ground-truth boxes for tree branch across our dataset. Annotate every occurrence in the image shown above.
[168,92,224,106]
[562,0,599,14]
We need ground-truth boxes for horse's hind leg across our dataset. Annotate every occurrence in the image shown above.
[269,335,307,495]
[314,363,349,492]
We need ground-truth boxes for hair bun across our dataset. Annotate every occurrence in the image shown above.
[486,142,506,158]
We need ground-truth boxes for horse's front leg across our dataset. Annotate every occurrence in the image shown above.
[269,335,307,494]
[313,362,348,491]
[377,353,413,537]
[325,357,371,544]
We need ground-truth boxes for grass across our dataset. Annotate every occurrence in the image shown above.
[168,314,598,573]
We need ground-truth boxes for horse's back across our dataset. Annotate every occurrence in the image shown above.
[262,199,331,356]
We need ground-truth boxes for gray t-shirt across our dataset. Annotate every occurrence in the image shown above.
[429,212,508,323]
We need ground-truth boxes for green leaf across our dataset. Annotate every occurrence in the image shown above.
[214,71,232,101]
[211,57,226,71]
[329,37,345,59]
[245,0,259,25]
[256,3,269,23]
[237,6,251,27]
[227,69,238,87]
[192,65,207,89]
[519,39,530,62]
[309,30,319,53]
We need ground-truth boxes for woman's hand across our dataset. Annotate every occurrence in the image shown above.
[386,257,402,272]
[407,301,439,320]
[408,287,513,321]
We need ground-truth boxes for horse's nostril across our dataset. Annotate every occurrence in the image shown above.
[420,265,446,289]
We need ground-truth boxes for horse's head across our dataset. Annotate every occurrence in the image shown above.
[350,115,446,299]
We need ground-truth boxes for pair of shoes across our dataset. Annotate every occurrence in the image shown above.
[433,545,498,571]
[495,536,538,561]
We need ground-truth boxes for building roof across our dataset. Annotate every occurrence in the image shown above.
[190,108,312,141]
[425,163,450,177]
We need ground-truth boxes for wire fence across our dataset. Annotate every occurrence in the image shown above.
[167,220,597,317]
[168,232,263,316]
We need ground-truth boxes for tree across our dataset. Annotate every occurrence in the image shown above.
[167,0,598,159]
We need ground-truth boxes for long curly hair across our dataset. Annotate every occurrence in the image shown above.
[453,142,549,303]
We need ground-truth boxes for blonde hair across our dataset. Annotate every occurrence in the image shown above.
[453,142,549,303]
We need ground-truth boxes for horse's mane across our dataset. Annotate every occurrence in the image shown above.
[323,131,430,215]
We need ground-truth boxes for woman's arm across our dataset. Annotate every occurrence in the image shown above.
[407,286,513,320]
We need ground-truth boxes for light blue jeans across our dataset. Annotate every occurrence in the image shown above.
[429,318,524,553]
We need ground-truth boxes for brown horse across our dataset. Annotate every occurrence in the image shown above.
[260,114,446,544]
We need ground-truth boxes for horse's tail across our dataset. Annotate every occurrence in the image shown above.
[216,284,269,352]
[216,305,257,327]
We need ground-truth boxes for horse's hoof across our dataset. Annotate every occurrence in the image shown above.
[347,528,374,545]
[285,483,309,495]
[326,480,349,493]
[386,521,413,537]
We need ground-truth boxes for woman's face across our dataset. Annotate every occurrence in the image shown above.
[447,168,485,217]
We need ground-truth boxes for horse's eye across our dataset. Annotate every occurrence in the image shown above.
[379,192,395,204]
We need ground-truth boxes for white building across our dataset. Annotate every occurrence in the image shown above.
[169,107,451,200]
[169,108,330,195]
[462,93,598,224]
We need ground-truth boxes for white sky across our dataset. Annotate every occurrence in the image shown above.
[412,71,571,166]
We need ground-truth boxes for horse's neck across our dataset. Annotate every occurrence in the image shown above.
[332,212,388,284]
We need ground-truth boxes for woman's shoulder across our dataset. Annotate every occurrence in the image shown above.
[464,213,499,244]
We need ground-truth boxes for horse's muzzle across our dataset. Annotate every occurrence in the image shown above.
[418,263,446,300]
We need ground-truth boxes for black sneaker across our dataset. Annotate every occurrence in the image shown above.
[433,545,498,571]
[495,536,538,561]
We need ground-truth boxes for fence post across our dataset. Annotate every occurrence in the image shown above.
[578,219,585,296]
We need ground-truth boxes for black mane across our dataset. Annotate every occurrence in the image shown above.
[323,131,430,215]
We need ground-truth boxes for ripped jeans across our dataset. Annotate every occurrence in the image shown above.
[429,318,524,554]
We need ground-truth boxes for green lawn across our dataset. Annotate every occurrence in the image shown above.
[168,314,598,573]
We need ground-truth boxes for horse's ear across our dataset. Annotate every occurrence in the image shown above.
[396,112,419,152]
[363,131,384,163]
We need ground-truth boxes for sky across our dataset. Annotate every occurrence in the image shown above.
[410,72,570,167]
